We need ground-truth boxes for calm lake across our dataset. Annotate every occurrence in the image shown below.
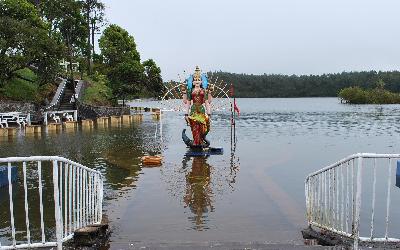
[1,97,400,248]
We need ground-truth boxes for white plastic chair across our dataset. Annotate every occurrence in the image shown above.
[63,113,74,121]
[0,118,8,128]
[16,116,27,128]
[50,113,61,123]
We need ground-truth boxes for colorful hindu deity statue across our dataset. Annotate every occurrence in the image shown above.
[182,66,212,147]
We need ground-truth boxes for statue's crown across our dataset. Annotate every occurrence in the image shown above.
[193,66,201,81]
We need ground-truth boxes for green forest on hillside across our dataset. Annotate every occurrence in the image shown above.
[0,0,163,105]
[212,71,400,98]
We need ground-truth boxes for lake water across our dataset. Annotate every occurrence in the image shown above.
[1,98,400,248]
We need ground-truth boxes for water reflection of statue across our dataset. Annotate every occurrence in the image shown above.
[182,66,212,147]
[182,156,214,230]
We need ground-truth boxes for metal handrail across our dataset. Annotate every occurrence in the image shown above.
[43,110,78,125]
[305,153,400,249]
[0,156,103,250]
[46,79,67,111]
[74,80,84,102]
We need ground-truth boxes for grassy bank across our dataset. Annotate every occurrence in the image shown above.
[1,69,116,107]
[0,68,39,102]
[0,68,58,105]
[338,86,400,104]
[82,74,113,106]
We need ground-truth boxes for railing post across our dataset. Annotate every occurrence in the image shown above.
[38,161,46,244]
[98,176,103,223]
[304,179,309,225]
[52,160,63,250]
[353,156,363,250]
[306,178,311,225]
[44,112,48,126]
[8,162,16,247]
[385,158,393,240]
[159,108,163,142]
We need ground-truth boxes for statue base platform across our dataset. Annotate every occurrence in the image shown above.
[185,147,223,157]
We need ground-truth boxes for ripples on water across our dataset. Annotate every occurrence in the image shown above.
[1,98,400,247]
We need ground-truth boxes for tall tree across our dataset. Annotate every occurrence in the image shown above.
[82,0,105,75]
[30,0,87,81]
[54,0,87,81]
[99,24,144,100]
[0,0,63,85]
[99,24,140,67]
[90,5,105,57]
[143,59,163,98]
[108,60,145,102]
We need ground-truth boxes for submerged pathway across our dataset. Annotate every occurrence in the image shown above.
[111,242,335,249]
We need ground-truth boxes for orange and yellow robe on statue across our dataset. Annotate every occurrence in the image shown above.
[187,88,210,146]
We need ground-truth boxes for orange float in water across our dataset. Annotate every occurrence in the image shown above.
[141,155,162,166]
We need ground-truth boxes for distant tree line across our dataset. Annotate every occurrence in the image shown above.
[211,71,400,98]
[0,0,163,104]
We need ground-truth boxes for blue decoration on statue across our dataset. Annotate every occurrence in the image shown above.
[187,75,193,91]
[201,73,208,89]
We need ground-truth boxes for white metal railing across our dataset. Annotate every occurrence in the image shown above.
[74,80,84,102]
[0,112,31,128]
[43,110,78,125]
[46,79,67,111]
[305,153,400,249]
[0,156,103,250]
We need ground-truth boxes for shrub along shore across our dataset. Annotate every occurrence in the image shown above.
[338,86,400,104]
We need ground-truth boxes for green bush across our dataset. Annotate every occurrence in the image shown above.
[1,78,39,102]
[82,73,113,106]
[0,68,41,102]
[339,86,400,104]
[14,68,38,82]
[1,79,38,101]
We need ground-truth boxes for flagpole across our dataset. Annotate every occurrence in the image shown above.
[230,84,233,152]
[233,97,236,142]
[232,83,236,142]
[230,102,233,154]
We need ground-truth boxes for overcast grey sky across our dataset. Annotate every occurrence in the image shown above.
[101,0,400,81]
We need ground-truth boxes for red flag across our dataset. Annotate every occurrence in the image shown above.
[234,98,240,116]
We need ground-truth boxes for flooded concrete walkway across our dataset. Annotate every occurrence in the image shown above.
[111,242,335,250]
[3,98,400,248]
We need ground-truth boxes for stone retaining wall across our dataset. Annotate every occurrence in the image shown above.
[0,101,43,122]
[77,102,130,120]
[0,101,36,113]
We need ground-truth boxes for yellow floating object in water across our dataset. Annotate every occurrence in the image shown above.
[141,155,162,166]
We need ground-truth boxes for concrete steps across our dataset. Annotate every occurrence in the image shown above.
[58,88,75,111]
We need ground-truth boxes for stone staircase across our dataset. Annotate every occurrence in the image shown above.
[58,83,75,111]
